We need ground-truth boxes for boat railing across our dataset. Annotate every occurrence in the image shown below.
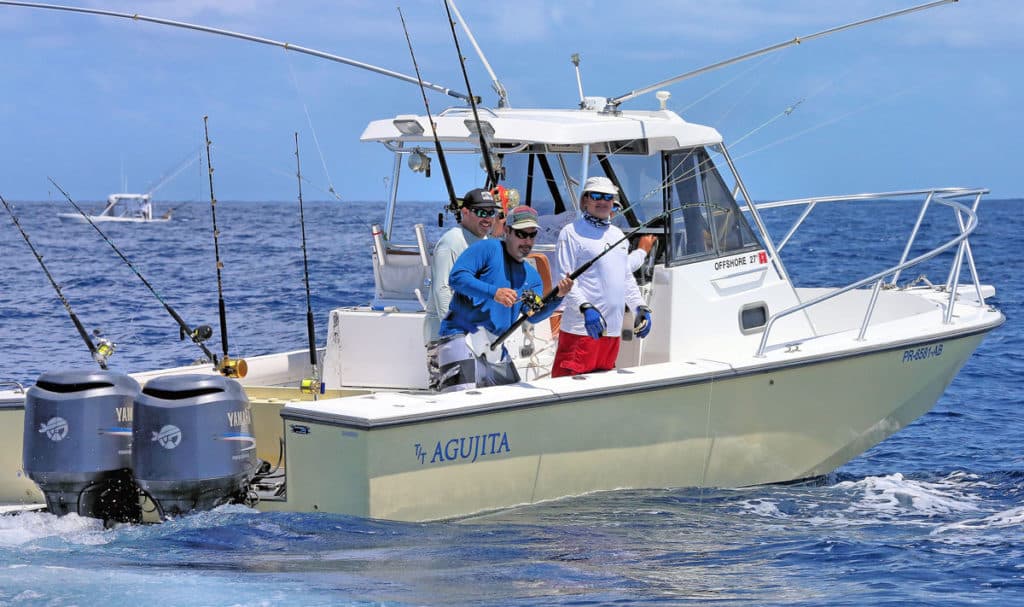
[752,187,990,358]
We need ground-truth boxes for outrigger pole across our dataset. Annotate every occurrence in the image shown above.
[203,117,247,378]
[0,1,470,102]
[605,0,958,111]
[293,133,320,398]
[1,194,112,369]
[46,178,219,368]
[443,0,499,188]
[397,7,460,211]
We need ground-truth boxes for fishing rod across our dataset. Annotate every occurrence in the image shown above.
[202,117,246,378]
[293,132,320,398]
[46,178,219,367]
[397,6,460,212]
[490,203,697,351]
[1,194,112,369]
[443,0,499,188]
[0,0,470,103]
[606,0,958,111]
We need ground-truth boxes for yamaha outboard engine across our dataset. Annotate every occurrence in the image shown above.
[132,374,256,518]
[23,370,141,521]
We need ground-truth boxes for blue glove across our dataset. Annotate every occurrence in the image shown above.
[634,306,652,339]
[579,303,606,339]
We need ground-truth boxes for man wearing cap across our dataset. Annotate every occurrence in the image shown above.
[434,205,573,392]
[552,176,652,377]
[423,188,499,346]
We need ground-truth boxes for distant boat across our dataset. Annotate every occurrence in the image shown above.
[57,193,171,224]
[56,146,201,224]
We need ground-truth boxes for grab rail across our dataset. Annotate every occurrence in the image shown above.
[752,187,990,357]
[0,381,26,394]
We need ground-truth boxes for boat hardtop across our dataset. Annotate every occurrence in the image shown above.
[363,106,723,149]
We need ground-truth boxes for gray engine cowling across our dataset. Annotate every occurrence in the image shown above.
[23,370,140,520]
[132,374,257,517]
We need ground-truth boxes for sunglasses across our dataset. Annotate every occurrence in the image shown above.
[469,207,498,218]
[587,192,616,201]
[512,229,538,240]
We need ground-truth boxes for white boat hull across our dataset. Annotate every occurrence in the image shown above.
[56,213,169,224]
[267,328,990,521]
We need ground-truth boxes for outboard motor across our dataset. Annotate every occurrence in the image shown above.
[23,370,141,521]
[132,374,257,518]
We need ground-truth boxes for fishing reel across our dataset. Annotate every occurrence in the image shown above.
[92,330,116,366]
[218,356,248,378]
[181,324,214,344]
[300,366,323,397]
[519,289,543,316]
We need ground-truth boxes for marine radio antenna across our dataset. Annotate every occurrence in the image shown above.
[445,0,509,108]
[604,0,958,112]
[0,0,471,102]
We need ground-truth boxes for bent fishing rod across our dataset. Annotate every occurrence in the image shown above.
[294,133,320,397]
[203,117,246,378]
[398,6,460,212]
[47,178,220,368]
[489,202,704,351]
[2,193,112,369]
[0,1,470,103]
[607,0,957,111]
[443,0,499,188]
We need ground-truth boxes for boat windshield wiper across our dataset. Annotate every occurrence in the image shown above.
[605,0,958,112]
[0,0,470,102]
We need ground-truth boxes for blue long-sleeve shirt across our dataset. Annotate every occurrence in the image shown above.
[440,239,563,337]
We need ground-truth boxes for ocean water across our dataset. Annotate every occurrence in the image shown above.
[0,197,1021,606]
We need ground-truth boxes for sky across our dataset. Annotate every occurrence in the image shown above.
[0,0,1021,203]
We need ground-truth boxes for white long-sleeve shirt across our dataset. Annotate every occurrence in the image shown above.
[423,225,484,344]
[556,218,645,337]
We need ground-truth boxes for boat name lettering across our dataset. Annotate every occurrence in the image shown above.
[116,406,132,424]
[226,409,251,428]
[415,432,511,465]
[902,343,943,363]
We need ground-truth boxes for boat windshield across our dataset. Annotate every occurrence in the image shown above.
[496,145,761,263]
[662,147,761,264]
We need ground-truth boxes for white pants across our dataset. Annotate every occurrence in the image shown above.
[431,330,519,392]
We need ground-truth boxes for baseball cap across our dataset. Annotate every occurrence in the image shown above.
[506,205,540,230]
[581,176,619,196]
[462,188,499,209]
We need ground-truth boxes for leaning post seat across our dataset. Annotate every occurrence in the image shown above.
[369,223,431,312]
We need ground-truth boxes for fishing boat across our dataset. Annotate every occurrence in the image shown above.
[0,0,1003,522]
[56,193,170,224]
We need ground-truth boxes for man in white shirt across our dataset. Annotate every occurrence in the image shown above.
[422,188,499,343]
[552,176,652,377]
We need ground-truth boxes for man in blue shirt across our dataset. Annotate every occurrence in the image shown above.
[435,205,573,392]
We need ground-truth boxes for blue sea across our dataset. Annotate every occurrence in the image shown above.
[0,197,1021,606]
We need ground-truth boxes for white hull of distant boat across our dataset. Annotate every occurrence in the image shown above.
[57,193,171,224]
[56,213,171,224]
[0,0,1000,522]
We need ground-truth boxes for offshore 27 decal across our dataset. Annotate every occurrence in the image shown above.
[415,431,511,465]
[714,251,768,272]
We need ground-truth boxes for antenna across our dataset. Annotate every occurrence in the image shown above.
[446,0,509,108]
[604,0,958,112]
[571,54,585,107]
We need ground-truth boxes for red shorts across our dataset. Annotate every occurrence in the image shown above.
[551,332,621,378]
